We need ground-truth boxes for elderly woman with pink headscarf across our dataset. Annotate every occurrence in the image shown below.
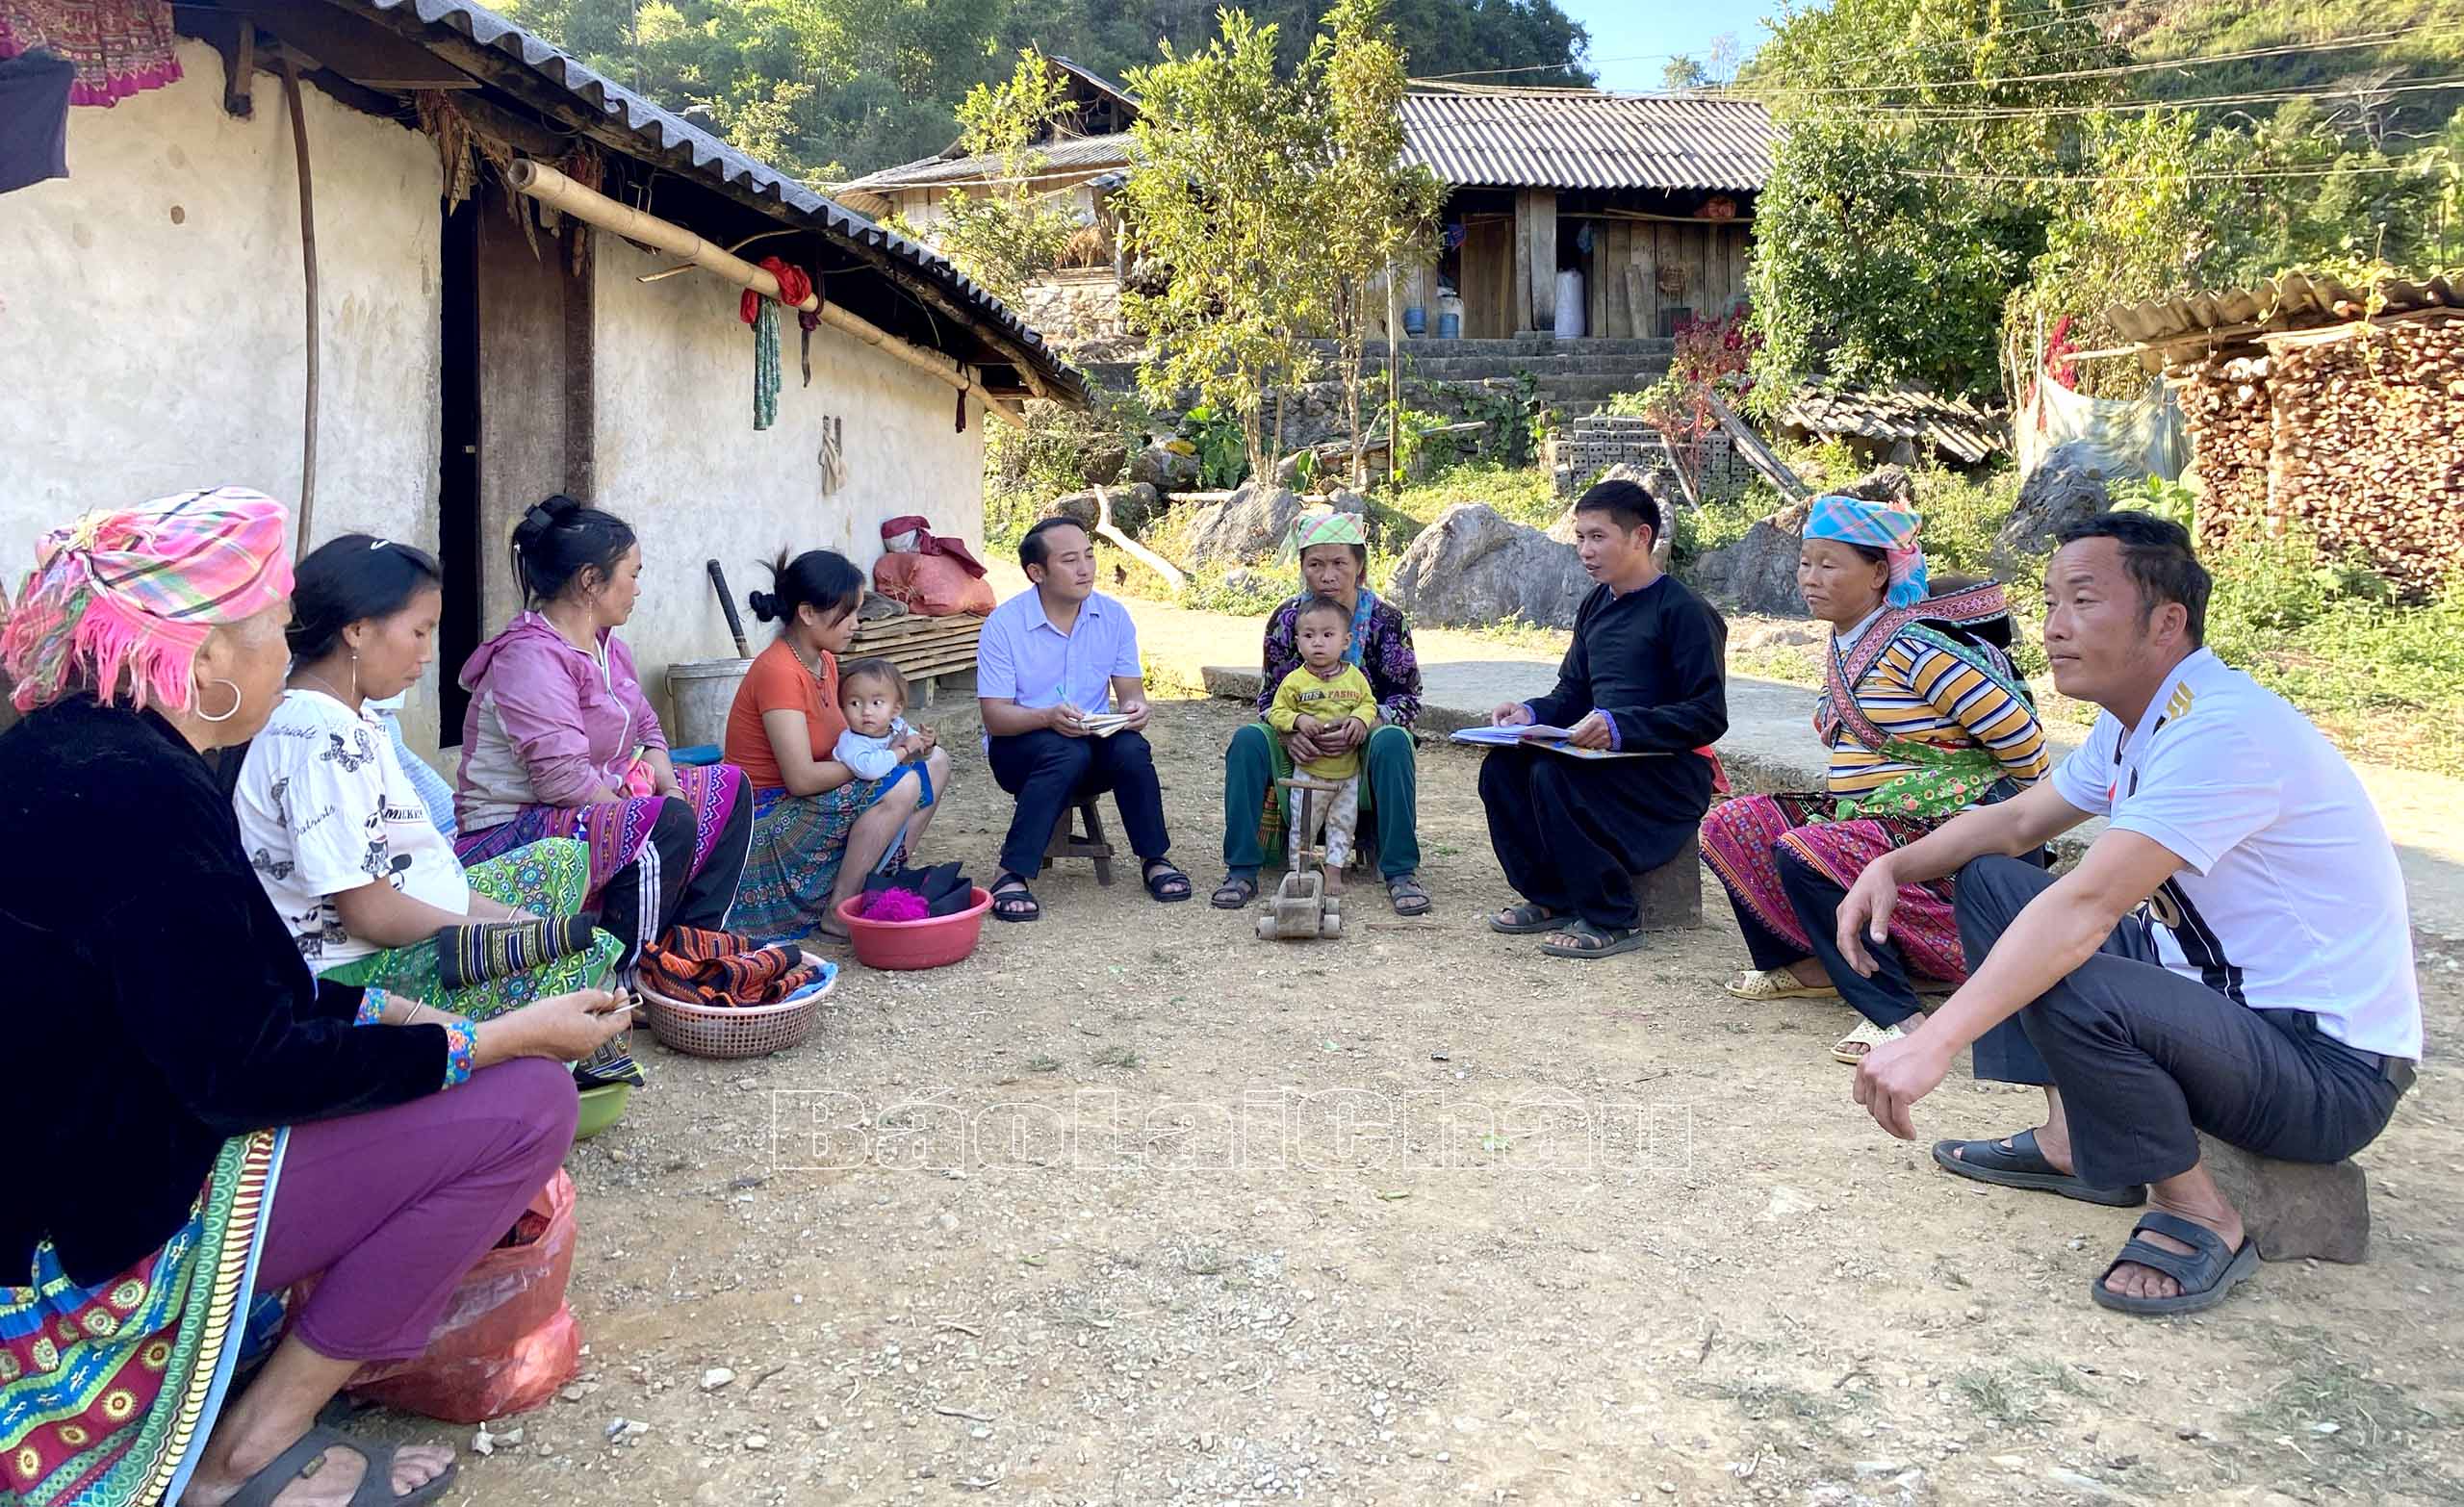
[0,490,629,1507]
[1699,492,2053,1066]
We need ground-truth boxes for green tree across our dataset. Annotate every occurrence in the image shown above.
[1305,0,1445,481]
[1116,11,1328,480]
[884,50,1084,302]
[1741,0,2119,400]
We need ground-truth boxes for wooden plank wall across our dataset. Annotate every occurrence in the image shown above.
[1582,218,1751,338]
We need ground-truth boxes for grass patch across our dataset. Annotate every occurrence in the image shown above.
[2236,1327,2457,1493]
[1953,1366,2046,1428]
[1023,1054,1062,1073]
[1091,1043,1143,1069]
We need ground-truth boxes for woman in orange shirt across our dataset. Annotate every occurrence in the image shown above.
[722,550,952,941]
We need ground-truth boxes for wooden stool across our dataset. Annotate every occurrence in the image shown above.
[1627,830,1704,932]
[1042,798,1115,886]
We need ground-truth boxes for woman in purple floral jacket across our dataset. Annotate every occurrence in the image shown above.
[1212,510,1431,915]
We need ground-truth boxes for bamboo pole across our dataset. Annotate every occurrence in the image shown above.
[281,58,321,549]
[505,159,1026,430]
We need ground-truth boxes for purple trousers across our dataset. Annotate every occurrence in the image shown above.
[252,1059,578,1363]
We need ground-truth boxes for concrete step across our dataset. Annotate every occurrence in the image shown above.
[1307,336,1675,359]
[1355,354,1665,379]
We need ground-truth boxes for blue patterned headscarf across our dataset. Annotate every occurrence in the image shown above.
[1807,493,1929,608]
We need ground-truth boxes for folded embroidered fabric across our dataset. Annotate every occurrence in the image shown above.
[574,1032,646,1089]
[640,925,817,1009]
[861,862,977,917]
[434,914,599,992]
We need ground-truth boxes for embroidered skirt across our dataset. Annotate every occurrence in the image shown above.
[2,1130,284,1507]
[1699,792,1967,983]
[731,779,892,942]
[321,839,622,1021]
[455,763,744,910]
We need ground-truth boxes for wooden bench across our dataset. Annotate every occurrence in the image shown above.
[844,611,986,707]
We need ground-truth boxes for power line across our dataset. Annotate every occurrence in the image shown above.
[1827,73,2464,122]
[1744,25,2457,100]
[1900,159,2442,184]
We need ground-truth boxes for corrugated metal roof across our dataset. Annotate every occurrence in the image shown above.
[1777,383,2007,466]
[1400,87,1774,192]
[338,0,1084,401]
[2104,269,2463,354]
[841,132,1138,193]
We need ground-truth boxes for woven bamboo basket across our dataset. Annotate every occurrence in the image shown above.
[639,953,835,1060]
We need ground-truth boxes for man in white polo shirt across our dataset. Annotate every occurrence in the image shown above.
[1835,512,2420,1315]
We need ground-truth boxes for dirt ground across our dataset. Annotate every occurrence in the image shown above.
[392,691,2463,1507]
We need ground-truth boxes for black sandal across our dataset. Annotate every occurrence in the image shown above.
[2091,1211,2261,1315]
[1487,901,1561,934]
[1386,873,1432,917]
[1539,918,1646,958]
[223,1424,458,1507]
[1212,872,1259,909]
[1932,1129,2146,1208]
[988,871,1040,923]
[1142,858,1194,903]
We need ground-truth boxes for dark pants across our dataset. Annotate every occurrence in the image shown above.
[1953,854,2409,1188]
[1477,745,1711,932]
[988,728,1171,880]
[597,790,754,964]
[1221,722,1422,881]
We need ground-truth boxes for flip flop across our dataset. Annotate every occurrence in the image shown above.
[1830,1017,1905,1064]
[1386,873,1432,917]
[2091,1211,2261,1315]
[222,1423,458,1507]
[1932,1129,2146,1208]
[1539,919,1647,959]
[1487,902,1562,934]
[1212,873,1259,909]
[1728,966,1839,1002]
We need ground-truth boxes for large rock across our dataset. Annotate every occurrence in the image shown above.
[1128,443,1202,494]
[1325,487,1368,516]
[1080,439,1128,488]
[2196,1133,2372,1264]
[1047,482,1161,538]
[1183,482,1302,568]
[2000,441,2117,558]
[1387,503,1592,630]
[1693,519,1807,616]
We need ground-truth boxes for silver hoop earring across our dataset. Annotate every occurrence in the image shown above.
[195,676,244,724]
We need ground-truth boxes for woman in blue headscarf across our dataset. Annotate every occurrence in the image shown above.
[1700,492,2052,1064]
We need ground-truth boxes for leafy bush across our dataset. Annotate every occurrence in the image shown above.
[1175,405,1249,490]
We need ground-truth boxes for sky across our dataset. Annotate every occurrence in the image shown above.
[1553,1,1785,92]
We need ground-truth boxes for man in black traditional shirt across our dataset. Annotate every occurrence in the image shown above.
[1480,478,1729,958]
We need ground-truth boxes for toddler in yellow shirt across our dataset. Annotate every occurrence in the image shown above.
[1264,595,1380,893]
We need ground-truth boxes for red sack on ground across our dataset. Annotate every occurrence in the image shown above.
[337,1170,583,1422]
[874,550,993,617]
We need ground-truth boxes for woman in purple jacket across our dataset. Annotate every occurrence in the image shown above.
[455,497,752,962]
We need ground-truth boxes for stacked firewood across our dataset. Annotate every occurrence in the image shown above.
[2169,352,2273,548]
[2171,319,2464,599]
[2269,320,2464,600]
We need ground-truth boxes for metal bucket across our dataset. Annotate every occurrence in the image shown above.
[665,657,754,751]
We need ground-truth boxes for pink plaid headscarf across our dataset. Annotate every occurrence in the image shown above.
[1,488,295,713]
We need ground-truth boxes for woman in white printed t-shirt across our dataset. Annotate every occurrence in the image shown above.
[231,536,631,1077]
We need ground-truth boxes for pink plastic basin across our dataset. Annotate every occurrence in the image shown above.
[835,886,993,970]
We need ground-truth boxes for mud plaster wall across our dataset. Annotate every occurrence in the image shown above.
[0,45,446,732]
[586,234,988,728]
